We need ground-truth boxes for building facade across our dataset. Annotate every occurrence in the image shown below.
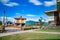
[45,10,55,22]
[45,0,60,26]
[14,16,26,27]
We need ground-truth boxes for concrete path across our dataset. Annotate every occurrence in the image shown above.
[0,30,33,37]
[0,29,60,37]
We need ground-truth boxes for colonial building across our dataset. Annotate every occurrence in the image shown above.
[45,0,60,26]
[14,16,26,30]
[45,10,55,22]
[45,10,58,25]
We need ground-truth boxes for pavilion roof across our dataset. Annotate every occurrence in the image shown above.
[45,9,57,13]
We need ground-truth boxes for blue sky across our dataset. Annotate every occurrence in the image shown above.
[0,0,57,22]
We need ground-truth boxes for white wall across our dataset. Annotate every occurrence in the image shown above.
[48,16,54,21]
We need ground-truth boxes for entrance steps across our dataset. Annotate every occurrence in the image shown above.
[45,22,60,29]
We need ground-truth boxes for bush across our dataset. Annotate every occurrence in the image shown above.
[0,25,5,33]
[24,27,32,30]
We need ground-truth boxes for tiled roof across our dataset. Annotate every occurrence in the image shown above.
[14,16,26,20]
[45,9,57,13]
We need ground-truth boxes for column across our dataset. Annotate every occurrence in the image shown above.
[54,11,60,26]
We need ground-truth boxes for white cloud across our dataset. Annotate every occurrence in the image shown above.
[45,19,48,22]
[44,0,56,7]
[4,2,19,7]
[16,13,20,15]
[26,18,38,21]
[0,17,14,22]
[0,0,9,3]
[26,14,36,17]
[0,0,19,7]
[15,13,21,17]
[7,17,14,22]
[42,20,45,22]
[29,0,42,5]
[48,16,54,21]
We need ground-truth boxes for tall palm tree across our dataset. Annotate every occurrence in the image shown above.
[39,17,43,28]
[39,17,46,28]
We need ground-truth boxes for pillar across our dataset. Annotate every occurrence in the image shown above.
[54,11,60,26]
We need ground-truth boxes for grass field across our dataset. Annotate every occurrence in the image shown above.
[0,32,60,40]
[35,29,60,32]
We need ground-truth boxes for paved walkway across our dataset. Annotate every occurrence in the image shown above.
[0,29,60,37]
[0,30,33,37]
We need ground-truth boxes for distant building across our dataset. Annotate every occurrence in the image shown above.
[14,16,26,27]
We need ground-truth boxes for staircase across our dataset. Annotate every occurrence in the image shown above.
[45,22,60,29]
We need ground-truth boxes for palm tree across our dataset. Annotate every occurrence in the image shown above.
[39,17,43,28]
[39,17,47,29]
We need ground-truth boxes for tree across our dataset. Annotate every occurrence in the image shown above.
[39,17,43,28]
[7,21,13,26]
[39,17,45,29]
[39,17,46,29]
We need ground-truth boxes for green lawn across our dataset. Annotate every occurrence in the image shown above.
[35,29,60,32]
[0,32,60,40]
